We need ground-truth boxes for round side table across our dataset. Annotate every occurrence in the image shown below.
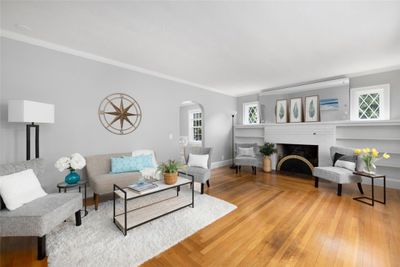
[57,180,88,217]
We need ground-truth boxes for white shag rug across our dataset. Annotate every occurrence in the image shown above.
[47,187,236,267]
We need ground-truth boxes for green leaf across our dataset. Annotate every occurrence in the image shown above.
[279,104,285,119]
[293,102,299,119]
[309,100,315,118]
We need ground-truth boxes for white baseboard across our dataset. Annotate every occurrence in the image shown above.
[211,159,233,169]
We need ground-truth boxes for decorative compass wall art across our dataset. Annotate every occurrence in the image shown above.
[98,93,142,135]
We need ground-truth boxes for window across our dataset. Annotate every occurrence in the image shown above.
[189,109,202,143]
[243,102,260,125]
[350,84,390,121]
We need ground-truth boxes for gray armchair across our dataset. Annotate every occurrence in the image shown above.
[313,146,364,196]
[0,159,82,260]
[234,143,259,174]
[184,146,212,194]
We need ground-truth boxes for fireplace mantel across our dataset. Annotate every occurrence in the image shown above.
[265,124,336,170]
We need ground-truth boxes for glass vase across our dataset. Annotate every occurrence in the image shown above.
[65,169,80,184]
[363,160,377,174]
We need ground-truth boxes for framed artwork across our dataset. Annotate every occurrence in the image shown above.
[320,98,339,111]
[289,98,302,123]
[305,95,320,122]
[276,99,288,123]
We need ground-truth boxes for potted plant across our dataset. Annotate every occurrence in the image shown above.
[55,153,86,184]
[259,143,277,173]
[157,160,183,185]
[354,148,390,174]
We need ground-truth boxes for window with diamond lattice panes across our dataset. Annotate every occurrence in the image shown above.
[189,110,202,143]
[350,84,390,121]
[243,102,260,125]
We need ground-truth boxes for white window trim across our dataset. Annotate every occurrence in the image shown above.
[350,84,390,121]
[188,109,202,144]
[243,101,260,125]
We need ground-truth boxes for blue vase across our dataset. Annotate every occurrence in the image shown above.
[65,170,80,184]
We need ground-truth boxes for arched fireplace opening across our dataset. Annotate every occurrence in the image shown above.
[276,144,318,175]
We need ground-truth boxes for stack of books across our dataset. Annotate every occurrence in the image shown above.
[129,181,158,193]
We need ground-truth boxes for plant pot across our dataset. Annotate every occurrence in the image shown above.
[163,172,178,185]
[263,156,272,173]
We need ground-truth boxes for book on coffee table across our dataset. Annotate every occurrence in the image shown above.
[128,182,158,193]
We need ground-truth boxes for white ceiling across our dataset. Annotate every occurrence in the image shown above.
[1,1,400,96]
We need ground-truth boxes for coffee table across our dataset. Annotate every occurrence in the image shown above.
[113,172,194,236]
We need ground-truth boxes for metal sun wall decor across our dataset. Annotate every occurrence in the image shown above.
[98,93,142,135]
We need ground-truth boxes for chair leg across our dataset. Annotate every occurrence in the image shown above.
[254,166,256,175]
[337,184,342,196]
[201,183,204,194]
[206,180,210,187]
[94,193,99,210]
[235,165,238,174]
[75,210,82,226]
[314,177,319,188]
[37,235,46,260]
[357,183,364,194]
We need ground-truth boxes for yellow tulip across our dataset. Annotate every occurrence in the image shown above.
[371,148,379,157]
[383,153,391,159]
[362,148,369,154]
[354,149,362,155]
[365,148,371,153]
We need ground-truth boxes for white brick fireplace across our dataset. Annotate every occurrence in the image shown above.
[264,123,336,170]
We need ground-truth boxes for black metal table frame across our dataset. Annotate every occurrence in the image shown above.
[353,173,386,206]
[113,172,195,236]
[57,181,88,217]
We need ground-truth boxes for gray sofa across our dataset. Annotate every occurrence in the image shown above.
[183,146,212,194]
[85,153,142,210]
[313,146,364,196]
[0,159,82,260]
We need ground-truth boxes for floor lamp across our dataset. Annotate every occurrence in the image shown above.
[230,111,237,169]
[8,100,55,160]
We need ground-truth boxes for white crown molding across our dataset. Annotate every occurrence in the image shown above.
[0,29,233,97]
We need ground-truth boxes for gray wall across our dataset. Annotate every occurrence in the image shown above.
[237,69,400,124]
[0,37,235,192]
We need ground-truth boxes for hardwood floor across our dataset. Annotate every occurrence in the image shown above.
[1,167,399,266]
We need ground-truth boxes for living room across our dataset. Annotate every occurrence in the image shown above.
[1,1,399,267]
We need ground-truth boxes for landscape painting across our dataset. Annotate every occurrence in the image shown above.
[320,98,339,111]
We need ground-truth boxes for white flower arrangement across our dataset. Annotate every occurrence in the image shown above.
[55,153,86,172]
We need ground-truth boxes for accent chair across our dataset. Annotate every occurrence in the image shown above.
[234,143,259,174]
[183,146,212,194]
[0,159,82,260]
[313,146,364,196]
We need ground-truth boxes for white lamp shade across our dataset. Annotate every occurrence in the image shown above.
[8,100,55,123]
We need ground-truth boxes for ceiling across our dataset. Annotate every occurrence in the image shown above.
[1,1,400,96]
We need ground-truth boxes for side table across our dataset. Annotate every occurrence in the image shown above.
[353,171,386,206]
[57,180,88,216]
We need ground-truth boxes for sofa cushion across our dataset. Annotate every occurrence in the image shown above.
[0,193,82,237]
[313,167,362,184]
[234,156,258,166]
[184,166,211,184]
[90,172,142,194]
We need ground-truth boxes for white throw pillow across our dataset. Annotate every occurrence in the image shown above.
[334,155,357,171]
[237,147,255,157]
[188,154,209,169]
[0,169,47,210]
